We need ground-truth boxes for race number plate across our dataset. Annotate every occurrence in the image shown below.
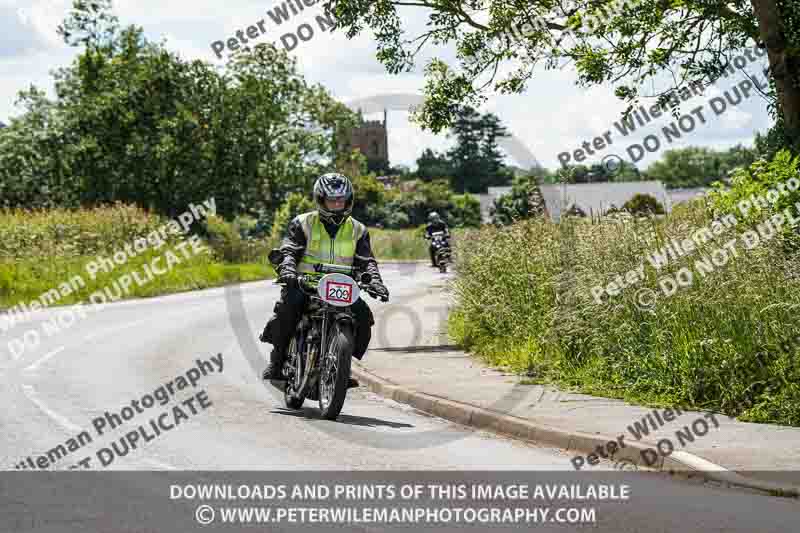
[317,273,360,307]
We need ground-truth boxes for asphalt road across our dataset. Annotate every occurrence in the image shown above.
[1,263,798,531]
[1,264,574,471]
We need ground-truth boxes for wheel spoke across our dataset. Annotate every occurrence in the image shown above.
[320,334,340,409]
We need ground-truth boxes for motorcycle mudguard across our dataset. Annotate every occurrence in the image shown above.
[333,312,356,327]
[332,311,363,360]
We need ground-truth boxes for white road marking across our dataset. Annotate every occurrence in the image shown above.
[22,386,179,470]
[21,385,83,433]
[143,458,177,470]
[23,346,66,373]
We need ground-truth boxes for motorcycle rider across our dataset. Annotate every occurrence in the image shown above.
[424,211,450,267]
[259,173,390,385]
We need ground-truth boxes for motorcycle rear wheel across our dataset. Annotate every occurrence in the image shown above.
[318,322,353,420]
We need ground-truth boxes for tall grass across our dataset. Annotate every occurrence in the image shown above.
[0,204,274,309]
[0,203,166,259]
[451,197,800,425]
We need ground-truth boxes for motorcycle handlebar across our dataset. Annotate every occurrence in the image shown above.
[276,275,389,302]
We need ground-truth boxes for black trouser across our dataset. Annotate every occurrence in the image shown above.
[429,244,437,266]
[263,285,374,362]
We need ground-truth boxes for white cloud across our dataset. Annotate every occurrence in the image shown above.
[0,0,774,173]
[0,0,66,59]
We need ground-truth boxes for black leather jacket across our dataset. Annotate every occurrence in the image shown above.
[425,221,450,238]
[277,214,383,283]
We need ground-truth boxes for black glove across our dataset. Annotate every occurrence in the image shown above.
[370,281,389,301]
[278,270,298,289]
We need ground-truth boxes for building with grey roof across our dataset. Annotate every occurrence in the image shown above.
[668,187,710,205]
[477,181,712,224]
[539,181,672,222]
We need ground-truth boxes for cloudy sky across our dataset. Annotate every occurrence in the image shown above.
[0,0,773,171]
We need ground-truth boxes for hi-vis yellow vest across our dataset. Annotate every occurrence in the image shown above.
[297,211,367,274]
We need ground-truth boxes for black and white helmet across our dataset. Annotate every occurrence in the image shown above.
[313,172,354,226]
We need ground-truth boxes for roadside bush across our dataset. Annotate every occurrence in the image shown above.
[232,215,259,239]
[563,204,587,217]
[448,193,482,227]
[390,180,451,226]
[271,193,315,240]
[379,207,411,229]
[707,149,800,221]
[350,177,479,229]
[490,174,546,226]
[204,215,265,263]
[622,194,665,215]
[707,149,800,251]
[352,174,388,224]
[0,203,168,260]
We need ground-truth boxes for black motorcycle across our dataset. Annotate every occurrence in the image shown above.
[427,231,452,273]
[267,249,388,420]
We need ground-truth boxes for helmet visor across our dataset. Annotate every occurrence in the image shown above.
[324,197,347,212]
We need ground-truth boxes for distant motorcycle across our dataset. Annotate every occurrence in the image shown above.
[267,249,388,420]
[427,231,452,273]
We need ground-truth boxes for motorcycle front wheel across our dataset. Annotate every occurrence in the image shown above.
[283,335,306,410]
[318,321,353,420]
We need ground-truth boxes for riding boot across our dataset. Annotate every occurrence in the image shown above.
[262,346,287,381]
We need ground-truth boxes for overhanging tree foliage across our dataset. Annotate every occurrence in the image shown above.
[325,0,800,150]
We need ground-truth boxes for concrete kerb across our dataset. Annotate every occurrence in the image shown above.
[351,362,800,498]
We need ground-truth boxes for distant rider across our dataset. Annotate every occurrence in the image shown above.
[259,173,390,386]
[424,212,450,267]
